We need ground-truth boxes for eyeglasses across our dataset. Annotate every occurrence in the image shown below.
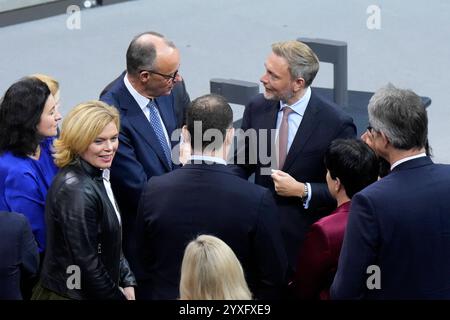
[140,69,179,82]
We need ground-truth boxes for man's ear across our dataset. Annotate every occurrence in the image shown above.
[182,125,191,144]
[292,77,306,93]
[335,177,342,192]
[139,71,150,83]
[379,131,390,148]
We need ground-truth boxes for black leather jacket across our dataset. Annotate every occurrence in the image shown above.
[40,159,136,299]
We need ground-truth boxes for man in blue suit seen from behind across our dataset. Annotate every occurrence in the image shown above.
[135,94,287,299]
[100,31,190,276]
[331,84,450,299]
[233,40,356,274]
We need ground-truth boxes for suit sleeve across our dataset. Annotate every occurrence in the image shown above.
[19,214,40,280]
[291,224,332,299]
[56,180,126,300]
[110,121,148,212]
[5,170,46,252]
[330,193,379,299]
[253,190,288,299]
[100,95,148,213]
[119,251,137,288]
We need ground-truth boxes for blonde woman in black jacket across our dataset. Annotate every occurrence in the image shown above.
[33,101,136,300]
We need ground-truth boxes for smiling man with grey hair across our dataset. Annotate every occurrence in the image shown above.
[331,84,450,299]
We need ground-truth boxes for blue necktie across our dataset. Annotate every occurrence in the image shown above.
[147,100,172,169]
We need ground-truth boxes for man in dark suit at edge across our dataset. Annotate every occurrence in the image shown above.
[233,40,356,273]
[100,31,190,276]
[331,84,450,299]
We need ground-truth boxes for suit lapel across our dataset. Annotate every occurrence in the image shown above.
[260,100,279,165]
[261,100,280,129]
[117,82,172,171]
[282,93,321,171]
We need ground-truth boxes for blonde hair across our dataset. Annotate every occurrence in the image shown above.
[31,74,59,96]
[54,101,120,168]
[179,235,252,300]
[271,40,319,86]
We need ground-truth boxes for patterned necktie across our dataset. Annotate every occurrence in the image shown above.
[147,100,172,169]
[278,106,293,170]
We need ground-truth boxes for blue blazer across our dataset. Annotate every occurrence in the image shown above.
[331,157,450,299]
[0,138,58,252]
[135,162,288,300]
[0,211,39,300]
[235,91,356,269]
[100,74,190,274]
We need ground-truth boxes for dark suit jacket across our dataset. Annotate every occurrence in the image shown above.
[331,157,450,299]
[135,162,288,300]
[100,73,190,275]
[234,91,356,269]
[0,211,39,300]
[291,201,350,300]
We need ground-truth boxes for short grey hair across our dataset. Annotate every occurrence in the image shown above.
[126,31,176,76]
[271,40,319,87]
[368,84,427,150]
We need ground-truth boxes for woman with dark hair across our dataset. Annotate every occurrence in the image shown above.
[33,101,136,300]
[0,77,61,253]
[290,139,379,299]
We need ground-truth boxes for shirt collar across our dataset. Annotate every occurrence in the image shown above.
[102,168,111,182]
[279,86,312,116]
[189,155,227,165]
[390,153,427,170]
[123,73,152,112]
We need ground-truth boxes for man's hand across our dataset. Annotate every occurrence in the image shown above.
[271,169,304,198]
[179,139,192,166]
[120,286,136,300]
[361,131,375,151]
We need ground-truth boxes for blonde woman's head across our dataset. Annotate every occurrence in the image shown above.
[31,74,61,105]
[53,101,119,168]
[179,235,252,300]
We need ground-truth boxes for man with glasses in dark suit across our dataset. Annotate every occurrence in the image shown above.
[100,31,190,277]
[331,84,450,299]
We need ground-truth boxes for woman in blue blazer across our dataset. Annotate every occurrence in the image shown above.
[0,77,62,253]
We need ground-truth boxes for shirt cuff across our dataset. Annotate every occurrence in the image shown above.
[303,182,312,209]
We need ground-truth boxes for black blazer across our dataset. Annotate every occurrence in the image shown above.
[234,91,356,269]
[0,211,39,300]
[135,162,288,300]
[100,73,190,276]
